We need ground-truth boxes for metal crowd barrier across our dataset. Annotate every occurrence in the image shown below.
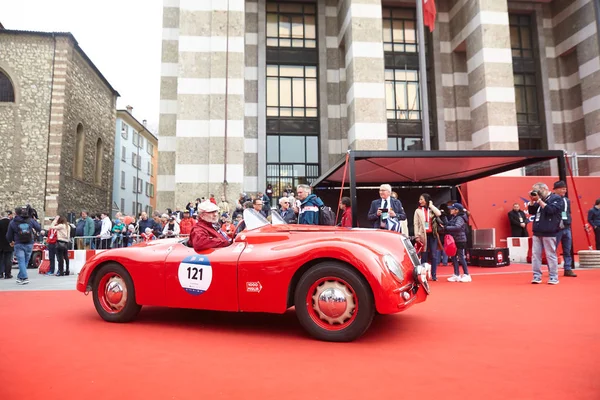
[65,234,190,250]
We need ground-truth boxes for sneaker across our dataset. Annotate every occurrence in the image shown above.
[564,270,577,277]
[447,274,461,282]
[16,278,29,285]
[531,277,542,284]
[548,279,559,285]
[460,274,472,283]
[45,272,53,276]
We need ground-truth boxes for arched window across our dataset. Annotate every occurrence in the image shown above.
[74,124,85,179]
[0,70,15,102]
[95,138,103,185]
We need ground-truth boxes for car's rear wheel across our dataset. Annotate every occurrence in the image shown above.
[294,262,374,342]
[28,251,42,269]
[92,263,141,323]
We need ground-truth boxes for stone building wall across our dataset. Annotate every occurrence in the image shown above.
[59,40,117,217]
[0,33,54,213]
[0,31,118,223]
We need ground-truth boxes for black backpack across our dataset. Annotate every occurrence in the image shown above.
[319,205,336,226]
[16,220,33,242]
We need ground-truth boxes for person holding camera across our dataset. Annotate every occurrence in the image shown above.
[528,183,563,285]
[6,206,41,285]
[553,181,576,277]
[367,184,407,230]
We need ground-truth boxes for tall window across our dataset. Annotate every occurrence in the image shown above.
[266,3,316,48]
[267,65,317,117]
[382,7,426,150]
[121,171,126,189]
[382,8,417,53]
[120,198,125,213]
[0,70,15,102]
[266,1,319,198]
[121,146,126,162]
[94,138,103,185]
[510,14,543,150]
[385,69,420,120]
[74,123,85,179]
[121,122,129,139]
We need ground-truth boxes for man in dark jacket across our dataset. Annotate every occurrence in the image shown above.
[553,181,576,277]
[278,197,297,224]
[528,183,562,285]
[295,184,324,225]
[367,184,407,229]
[508,203,528,237]
[587,198,600,250]
[0,211,14,279]
[6,206,41,285]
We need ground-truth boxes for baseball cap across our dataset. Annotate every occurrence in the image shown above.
[448,203,464,212]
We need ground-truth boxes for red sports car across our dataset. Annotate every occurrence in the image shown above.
[77,210,431,342]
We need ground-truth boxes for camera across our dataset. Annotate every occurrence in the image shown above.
[530,190,540,197]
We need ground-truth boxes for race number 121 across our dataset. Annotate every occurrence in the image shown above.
[186,267,203,280]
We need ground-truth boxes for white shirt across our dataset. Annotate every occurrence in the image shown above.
[100,217,112,239]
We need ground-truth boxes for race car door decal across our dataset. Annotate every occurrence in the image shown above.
[164,242,243,312]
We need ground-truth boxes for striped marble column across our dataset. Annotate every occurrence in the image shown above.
[450,0,518,150]
[157,0,179,211]
[175,0,246,205]
[338,0,387,150]
[244,0,259,193]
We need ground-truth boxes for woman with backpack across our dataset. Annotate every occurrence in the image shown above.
[413,193,442,281]
[444,203,471,283]
[50,215,71,276]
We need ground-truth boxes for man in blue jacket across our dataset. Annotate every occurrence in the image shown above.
[553,181,576,277]
[6,206,41,285]
[528,183,563,285]
[295,184,324,225]
[587,198,600,250]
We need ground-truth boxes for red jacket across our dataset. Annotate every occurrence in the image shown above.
[189,218,230,252]
[341,207,352,228]
[179,217,194,235]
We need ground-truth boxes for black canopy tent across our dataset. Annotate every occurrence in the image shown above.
[311,150,567,228]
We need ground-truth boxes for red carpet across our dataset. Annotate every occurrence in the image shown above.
[1,270,599,400]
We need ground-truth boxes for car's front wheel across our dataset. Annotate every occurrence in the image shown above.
[92,263,141,323]
[28,251,42,269]
[294,262,374,342]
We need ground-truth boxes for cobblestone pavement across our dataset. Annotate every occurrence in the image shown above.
[0,266,77,292]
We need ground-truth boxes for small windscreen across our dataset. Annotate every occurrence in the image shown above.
[242,209,270,231]
[270,210,287,225]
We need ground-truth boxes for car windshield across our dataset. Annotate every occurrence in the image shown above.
[271,210,287,225]
[242,209,270,230]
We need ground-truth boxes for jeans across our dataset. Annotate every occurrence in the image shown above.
[453,242,469,276]
[439,249,448,264]
[532,236,558,281]
[14,243,33,280]
[555,228,573,270]
[47,243,57,274]
[420,233,439,279]
[0,249,13,277]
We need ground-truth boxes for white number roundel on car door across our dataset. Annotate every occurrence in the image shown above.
[178,255,213,296]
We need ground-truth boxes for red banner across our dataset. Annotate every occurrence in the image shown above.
[423,0,437,32]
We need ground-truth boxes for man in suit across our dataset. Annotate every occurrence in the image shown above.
[508,203,529,237]
[367,184,406,229]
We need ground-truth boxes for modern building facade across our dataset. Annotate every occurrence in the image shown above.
[113,108,159,218]
[0,29,119,225]
[158,0,600,208]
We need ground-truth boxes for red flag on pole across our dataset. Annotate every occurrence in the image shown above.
[423,0,437,32]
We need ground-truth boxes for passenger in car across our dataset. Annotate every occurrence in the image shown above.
[189,201,232,252]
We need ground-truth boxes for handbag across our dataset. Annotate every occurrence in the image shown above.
[57,240,69,250]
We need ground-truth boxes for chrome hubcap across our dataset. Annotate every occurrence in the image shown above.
[104,276,127,311]
[312,281,355,324]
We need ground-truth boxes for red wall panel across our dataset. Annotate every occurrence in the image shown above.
[463,176,600,252]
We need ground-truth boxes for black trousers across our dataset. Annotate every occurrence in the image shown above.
[56,243,70,274]
[595,227,600,250]
[0,250,13,277]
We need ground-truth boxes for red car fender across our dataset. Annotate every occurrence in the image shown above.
[77,240,177,305]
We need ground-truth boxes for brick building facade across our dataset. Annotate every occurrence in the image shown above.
[0,30,119,225]
[158,0,600,208]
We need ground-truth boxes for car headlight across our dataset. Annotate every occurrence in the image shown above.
[383,254,404,282]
